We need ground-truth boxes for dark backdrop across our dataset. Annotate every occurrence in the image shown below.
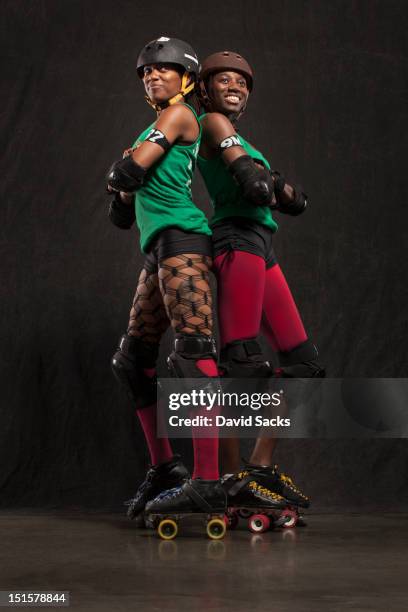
[1,0,407,509]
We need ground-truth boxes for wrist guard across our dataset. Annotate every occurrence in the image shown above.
[271,171,307,216]
[108,192,136,229]
[107,156,147,193]
[271,170,286,195]
[229,155,274,206]
[286,188,307,215]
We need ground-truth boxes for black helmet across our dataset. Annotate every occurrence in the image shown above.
[137,37,199,79]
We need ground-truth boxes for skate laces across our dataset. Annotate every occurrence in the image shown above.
[238,471,284,502]
[155,485,183,501]
[248,481,284,502]
[280,473,295,486]
[237,470,251,481]
[279,470,308,500]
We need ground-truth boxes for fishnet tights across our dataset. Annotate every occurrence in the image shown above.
[128,254,213,342]
[128,268,169,343]
[159,254,213,335]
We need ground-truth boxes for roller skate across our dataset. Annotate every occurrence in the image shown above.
[243,461,310,527]
[145,478,227,540]
[222,471,291,533]
[125,455,189,525]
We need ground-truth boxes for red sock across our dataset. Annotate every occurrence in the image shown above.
[192,437,219,480]
[192,406,220,480]
[196,358,219,377]
[135,369,173,466]
[192,362,220,480]
[136,404,174,466]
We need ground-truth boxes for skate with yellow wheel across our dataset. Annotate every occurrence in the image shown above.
[146,479,227,540]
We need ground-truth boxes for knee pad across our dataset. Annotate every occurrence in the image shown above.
[219,338,273,378]
[111,333,159,407]
[167,333,217,378]
[277,339,325,378]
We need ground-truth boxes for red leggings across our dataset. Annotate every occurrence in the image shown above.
[213,250,308,351]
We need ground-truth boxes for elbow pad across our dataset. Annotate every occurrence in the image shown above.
[229,155,274,206]
[107,156,147,193]
[271,171,307,216]
[108,192,136,229]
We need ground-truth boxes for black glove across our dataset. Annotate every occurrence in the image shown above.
[271,171,307,216]
[108,192,135,229]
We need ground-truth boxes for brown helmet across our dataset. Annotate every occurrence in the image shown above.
[200,51,253,91]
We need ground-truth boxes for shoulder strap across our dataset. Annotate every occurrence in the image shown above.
[177,102,202,143]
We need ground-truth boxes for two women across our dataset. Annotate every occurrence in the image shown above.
[108,41,324,522]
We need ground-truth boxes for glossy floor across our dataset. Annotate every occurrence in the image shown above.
[1,512,407,611]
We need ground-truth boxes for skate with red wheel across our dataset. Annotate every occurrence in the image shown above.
[145,478,227,540]
[222,471,291,533]
[242,461,310,528]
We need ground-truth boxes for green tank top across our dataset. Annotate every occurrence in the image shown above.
[197,114,278,232]
[132,105,211,252]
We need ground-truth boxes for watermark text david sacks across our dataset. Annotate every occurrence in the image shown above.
[168,414,291,427]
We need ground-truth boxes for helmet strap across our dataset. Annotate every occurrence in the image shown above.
[168,72,195,105]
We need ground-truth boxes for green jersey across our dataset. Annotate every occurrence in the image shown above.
[132,105,211,252]
[197,115,278,232]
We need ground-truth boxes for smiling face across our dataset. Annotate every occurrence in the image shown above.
[207,70,249,117]
[142,63,183,105]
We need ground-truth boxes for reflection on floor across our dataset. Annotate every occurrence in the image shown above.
[1,512,408,611]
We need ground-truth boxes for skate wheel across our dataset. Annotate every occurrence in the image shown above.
[225,512,239,530]
[158,518,178,540]
[238,508,252,519]
[248,514,270,534]
[206,518,226,540]
[280,509,298,529]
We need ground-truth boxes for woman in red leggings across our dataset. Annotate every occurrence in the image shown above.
[197,51,325,509]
